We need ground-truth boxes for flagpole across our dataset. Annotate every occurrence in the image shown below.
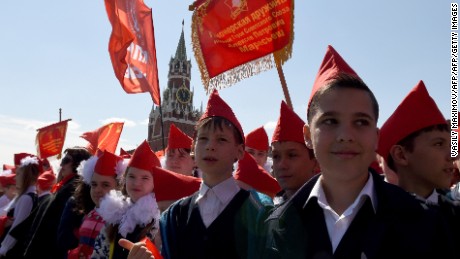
[275,60,293,109]
[159,105,166,151]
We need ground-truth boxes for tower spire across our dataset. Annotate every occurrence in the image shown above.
[175,20,187,61]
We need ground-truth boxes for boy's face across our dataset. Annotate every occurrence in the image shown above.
[194,123,244,178]
[271,141,317,195]
[245,147,268,167]
[165,149,196,176]
[403,130,453,190]
[304,88,379,181]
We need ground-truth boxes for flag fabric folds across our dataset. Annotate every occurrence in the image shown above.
[191,0,294,91]
[105,0,161,105]
[80,122,124,155]
[35,120,70,159]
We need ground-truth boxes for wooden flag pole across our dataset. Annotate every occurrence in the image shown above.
[275,60,293,109]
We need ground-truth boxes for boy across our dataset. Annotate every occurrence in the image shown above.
[160,90,272,259]
[262,45,453,258]
[378,80,460,245]
[271,101,318,204]
[244,126,272,173]
[164,124,196,176]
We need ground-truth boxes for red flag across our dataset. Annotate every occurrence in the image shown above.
[80,122,124,154]
[191,0,294,91]
[105,0,161,105]
[35,120,70,159]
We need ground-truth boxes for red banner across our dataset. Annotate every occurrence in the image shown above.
[80,122,124,154]
[35,120,70,159]
[105,0,161,105]
[191,0,293,91]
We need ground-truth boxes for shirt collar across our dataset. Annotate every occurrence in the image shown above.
[306,172,377,213]
[414,189,439,205]
[196,176,240,204]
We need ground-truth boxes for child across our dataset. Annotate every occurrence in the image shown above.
[0,172,17,216]
[0,156,40,258]
[160,90,273,259]
[66,150,124,259]
[377,80,460,247]
[91,140,161,259]
[36,170,56,205]
[271,101,318,204]
[244,126,272,173]
[261,45,453,258]
[163,124,196,176]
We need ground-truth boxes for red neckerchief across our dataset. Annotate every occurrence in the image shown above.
[51,174,75,193]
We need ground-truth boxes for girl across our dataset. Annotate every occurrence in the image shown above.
[0,156,39,258]
[91,140,161,259]
[67,150,124,259]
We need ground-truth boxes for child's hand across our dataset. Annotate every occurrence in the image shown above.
[119,238,155,259]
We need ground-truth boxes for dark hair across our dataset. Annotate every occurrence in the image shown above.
[387,124,449,171]
[307,73,379,123]
[72,178,96,215]
[64,147,92,174]
[194,117,244,145]
[166,148,192,156]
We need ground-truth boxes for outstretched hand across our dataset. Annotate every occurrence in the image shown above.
[119,238,155,259]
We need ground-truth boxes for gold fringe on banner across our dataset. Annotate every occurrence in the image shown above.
[191,0,295,94]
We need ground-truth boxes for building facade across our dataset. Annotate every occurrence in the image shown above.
[147,26,202,151]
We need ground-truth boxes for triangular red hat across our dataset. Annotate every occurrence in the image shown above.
[0,174,16,187]
[152,166,201,201]
[37,170,56,190]
[168,124,193,150]
[2,165,15,174]
[199,89,244,143]
[377,80,446,161]
[119,148,132,159]
[234,151,281,198]
[94,150,123,177]
[308,45,360,107]
[245,126,269,151]
[272,101,306,144]
[14,153,35,167]
[128,140,161,172]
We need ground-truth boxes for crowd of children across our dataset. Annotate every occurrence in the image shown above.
[0,44,458,259]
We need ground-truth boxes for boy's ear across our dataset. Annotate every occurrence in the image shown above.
[303,124,313,149]
[389,145,409,167]
[236,144,245,161]
[374,128,380,151]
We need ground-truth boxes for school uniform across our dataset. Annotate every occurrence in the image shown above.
[262,170,455,259]
[160,177,273,259]
[0,186,38,258]
[413,189,460,251]
[24,174,79,259]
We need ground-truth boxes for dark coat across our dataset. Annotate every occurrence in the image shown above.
[23,174,78,259]
[261,171,455,259]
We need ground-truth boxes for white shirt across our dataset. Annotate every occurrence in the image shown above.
[0,185,36,255]
[414,189,440,205]
[196,176,240,228]
[0,195,11,217]
[307,173,377,253]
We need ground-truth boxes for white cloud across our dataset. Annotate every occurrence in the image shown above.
[100,117,136,127]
